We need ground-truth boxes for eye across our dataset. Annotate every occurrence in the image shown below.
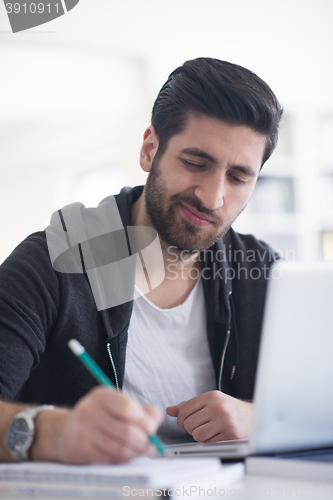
[182,159,206,169]
[229,174,246,184]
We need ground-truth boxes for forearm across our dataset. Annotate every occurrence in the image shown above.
[30,407,69,462]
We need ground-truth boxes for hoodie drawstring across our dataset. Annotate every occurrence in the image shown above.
[229,293,239,380]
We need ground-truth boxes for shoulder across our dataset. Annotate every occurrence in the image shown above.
[0,231,61,295]
[2,231,50,268]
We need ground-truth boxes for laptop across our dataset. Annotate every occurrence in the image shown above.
[167,260,333,458]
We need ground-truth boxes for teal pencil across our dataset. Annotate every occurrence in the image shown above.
[68,339,166,456]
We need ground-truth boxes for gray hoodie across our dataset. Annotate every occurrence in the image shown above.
[0,186,279,406]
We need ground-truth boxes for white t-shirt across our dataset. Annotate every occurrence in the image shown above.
[123,278,216,444]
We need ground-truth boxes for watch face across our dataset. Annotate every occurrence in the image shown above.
[7,417,32,452]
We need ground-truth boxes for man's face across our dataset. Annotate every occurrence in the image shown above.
[143,115,267,254]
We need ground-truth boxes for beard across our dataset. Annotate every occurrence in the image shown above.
[144,155,244,254]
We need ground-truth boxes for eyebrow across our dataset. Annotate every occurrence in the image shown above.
[180,147,257,177]
[231,165,257,177]
[180,148,216,163]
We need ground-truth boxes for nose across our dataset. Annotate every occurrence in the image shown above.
[193,172,225,211]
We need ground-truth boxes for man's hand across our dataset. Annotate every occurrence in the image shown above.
[31,387,163,464]
[166,391,253,442]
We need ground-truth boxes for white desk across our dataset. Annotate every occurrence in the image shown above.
[230,472,333,499]
[166,461,333,500]
[0,461,332,499]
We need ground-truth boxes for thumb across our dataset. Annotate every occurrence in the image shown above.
[144,405,164,425]
[142,405,164,433]
[166,401,185,417]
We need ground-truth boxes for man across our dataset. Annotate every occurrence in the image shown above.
[0,58,282,464]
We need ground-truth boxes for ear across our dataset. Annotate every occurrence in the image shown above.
[139,126,159,173]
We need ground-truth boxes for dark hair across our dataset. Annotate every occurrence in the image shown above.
[151,58,283,166]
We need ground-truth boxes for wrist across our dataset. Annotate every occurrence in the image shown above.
[30,407,69,461]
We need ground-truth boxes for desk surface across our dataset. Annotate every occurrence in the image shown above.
[0,462,332,499]
[233,473,333,500]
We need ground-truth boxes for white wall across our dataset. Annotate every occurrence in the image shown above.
[0,0,332,263]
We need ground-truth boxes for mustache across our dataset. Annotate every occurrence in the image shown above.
[173,195,223,225]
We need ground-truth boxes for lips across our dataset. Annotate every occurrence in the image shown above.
[179,203,213,227]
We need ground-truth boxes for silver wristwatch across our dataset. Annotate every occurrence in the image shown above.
[6,405,55,461]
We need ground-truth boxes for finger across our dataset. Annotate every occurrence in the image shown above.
[90,387,148,426]
[60,408,155,465]
[72,430,154,465]
[143,405,164,428]
[166,400,188,417]
[182,406,210,435]
[176,400,205,431]
[134,406,163,435]
[92,397,162,454]
[89,428,154,463]
[165,405,179,416]
[204,433,227,443]
[96,415,152,454]
[190,421,220,443]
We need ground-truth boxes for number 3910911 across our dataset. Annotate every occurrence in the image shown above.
[5,3,60,14]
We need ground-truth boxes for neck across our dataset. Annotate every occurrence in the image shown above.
[131,189,201,282]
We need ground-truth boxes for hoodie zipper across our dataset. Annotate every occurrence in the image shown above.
[218,291,232,391]
[106,343,119,390]
[218,329,231,391]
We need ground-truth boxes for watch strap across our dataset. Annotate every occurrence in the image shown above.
[6,404,55,461]
[15,405,55,422]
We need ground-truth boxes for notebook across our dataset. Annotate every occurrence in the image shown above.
[0,456,240,498]
[167,260,333,458]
